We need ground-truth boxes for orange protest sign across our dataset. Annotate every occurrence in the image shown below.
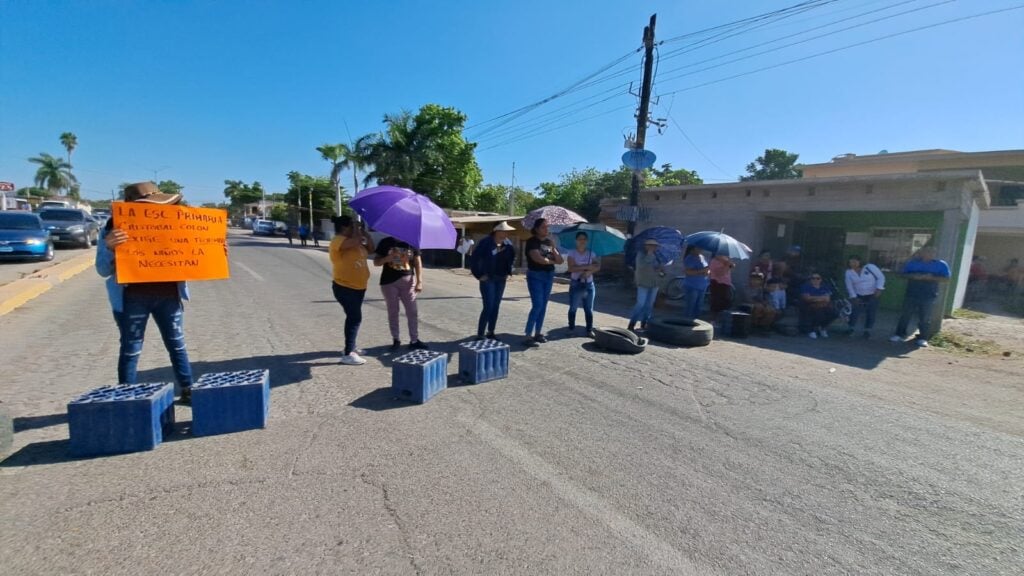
[113,202,229,283]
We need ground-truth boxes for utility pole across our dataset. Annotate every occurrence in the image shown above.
[298,187,303,227]
[509,161,516,216]
[308,188,314,232]
[627,14,657,237]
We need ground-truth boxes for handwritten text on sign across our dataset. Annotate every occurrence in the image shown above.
[113,202,229,283]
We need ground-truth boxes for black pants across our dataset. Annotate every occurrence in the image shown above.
[332,282,365,355]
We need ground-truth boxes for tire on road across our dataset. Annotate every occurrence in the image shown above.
[646,317,714,347]
[592,327,648,354]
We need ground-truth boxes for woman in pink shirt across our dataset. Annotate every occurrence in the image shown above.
[708,255,735,315]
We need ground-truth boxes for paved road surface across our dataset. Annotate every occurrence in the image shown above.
[1,234,1021,575]
[0,244,94,287]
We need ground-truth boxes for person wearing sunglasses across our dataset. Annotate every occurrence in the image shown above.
[799,273,838,339]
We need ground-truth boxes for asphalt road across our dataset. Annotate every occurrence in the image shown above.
[0,243,94,287]
[1,233,1021,575]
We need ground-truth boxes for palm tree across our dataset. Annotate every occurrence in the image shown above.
[29,153,77,194]
[59,132,78,197]
[363,111,423,189]
[316,143,347,215]
[337,134,374,200]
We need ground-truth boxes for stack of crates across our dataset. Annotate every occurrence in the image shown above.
[67,383,175,456]
[191,370,270,437]
[458,339,510,384]
[392,350,447,404]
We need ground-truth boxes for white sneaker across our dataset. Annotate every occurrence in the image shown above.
[808,331,818,339]
[819,329,829,339]
[915,339,930,348]
[340,352,366,365]
[889,335,903,343]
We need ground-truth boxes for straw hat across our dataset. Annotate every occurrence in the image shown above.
[643,239,660,247]
[493,221,515,232]
[124,182,181,205]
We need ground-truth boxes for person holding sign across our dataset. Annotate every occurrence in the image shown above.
[374,236,428,351]
[330,215,375,365]
[95,182,195,403]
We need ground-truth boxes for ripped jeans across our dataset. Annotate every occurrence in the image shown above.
[113,296,193,388]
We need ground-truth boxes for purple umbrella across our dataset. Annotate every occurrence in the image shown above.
[349,185,456,249]
[521,205,586,230]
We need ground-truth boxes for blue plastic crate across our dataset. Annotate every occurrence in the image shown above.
[67,383,175,456]
[458,339,510,384]
[391,350,447,404]
[191,370,270,437]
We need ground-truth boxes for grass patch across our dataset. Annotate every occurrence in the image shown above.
[929,331,1003,355]
[951,308,988,320]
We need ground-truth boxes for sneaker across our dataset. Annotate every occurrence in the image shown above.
[390,339,402,351]
[627,322,636,331]
[340,352,366,365]
[523,337,539,347]
[889,335,904,343]
[819,329,829,339]
[587,329,596,338]
[915,339,930,348]
[808,331,818,339]
[475,334,485,340]
[408,340,429,350]
[534,334,549,344]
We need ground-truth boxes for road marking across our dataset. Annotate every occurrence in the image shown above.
[0,280,52,317]
[460,415,713,575]
[234,261,264,282]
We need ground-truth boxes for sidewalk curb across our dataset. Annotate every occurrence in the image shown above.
[0,252,96,317]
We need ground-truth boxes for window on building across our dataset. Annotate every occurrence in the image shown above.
[994,184,1024,207]
[868,228,935,271]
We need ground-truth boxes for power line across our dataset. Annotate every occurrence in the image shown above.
[655,4,1024,99]
[665,112,731,178]
[478,104,634,151]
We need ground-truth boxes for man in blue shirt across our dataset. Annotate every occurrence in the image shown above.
[890,246,951,347]
[682,245,709,319]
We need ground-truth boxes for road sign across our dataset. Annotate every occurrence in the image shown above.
[0,182,14,192]
[621,149,656,171]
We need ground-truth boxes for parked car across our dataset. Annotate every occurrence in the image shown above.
[91,209,111,228]
[0,212,54,261]
[252,219,275,236]
[38,208,99,248]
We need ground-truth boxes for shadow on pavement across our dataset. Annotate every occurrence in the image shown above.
[0,439,77,467]
[13,413,68,432]
[136,350,341,389]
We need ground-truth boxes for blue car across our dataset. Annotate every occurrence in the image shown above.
[0,212,54,261]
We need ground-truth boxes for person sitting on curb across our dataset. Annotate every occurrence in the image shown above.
[739,271,779,333]
[96,182,195,404]
[890,246,950,347]
[844,255,885,339]
[799,273,838,339]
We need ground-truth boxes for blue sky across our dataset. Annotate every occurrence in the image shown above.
[2,0,1022,205]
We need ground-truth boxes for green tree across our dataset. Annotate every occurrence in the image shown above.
[316,143,348,214]
[29,153,77,194]
[223,179,264,215]
[59,132,78,197]
[269,204,290,222]
[338,135,373,200]
[648,163,703,187]
[16,186,52,199]
[285,171,338,226]
[474,184,537,215]
[363,104,483,209]
[157,180,184,195]
[741,148,802,181]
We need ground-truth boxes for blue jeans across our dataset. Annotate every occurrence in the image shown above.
[895,295,936,339]
[477,277,507,337]
[113,295,192,388]
[332,282,366,355]
[629,286,659,325]
[848,294,880,331]
[525,269,555,336]
[568,280,596,330]
[683,286,705,319]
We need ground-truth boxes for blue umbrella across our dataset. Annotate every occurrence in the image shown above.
[684,230,752,259]
[625,226,683,269]
[557,223,627,257]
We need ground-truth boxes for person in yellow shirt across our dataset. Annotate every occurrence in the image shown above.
[330,215,375,365]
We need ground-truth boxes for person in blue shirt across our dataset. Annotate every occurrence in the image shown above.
[891,246,951,347]
[799,273,839,339]
[95,182,194,403]
[470,221,517,340]
[682,244,709,319]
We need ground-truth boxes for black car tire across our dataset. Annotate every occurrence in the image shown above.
[646,317,714,347]
[80,235,91,249]
[592,327,648,354]
[90,231,98,246]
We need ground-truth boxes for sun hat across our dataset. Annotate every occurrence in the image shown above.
[124,182,181,205]
[493,221,515,232]
[643,239,660,246]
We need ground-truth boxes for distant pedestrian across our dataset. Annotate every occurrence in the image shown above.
[374,236,428,351]
[284,224,294,245]
[567,231,600,336]
[844,255,885,338]
[330,215,375,365]
[682,244,709,319]
[708,254,735,315]
[312,227,321,248]
[627,239,664,332]
[524,218,563,345]
[799,273,838,339]
[298,224,310,247]
[96,182,195,403]
[470,221,516,340]
[890,246,950,347]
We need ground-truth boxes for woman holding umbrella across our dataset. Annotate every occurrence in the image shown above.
[682,244,710,320]
[566,231,601,336]
[470,222,517,340]
[330,215,375,366]
[524,218,563,345]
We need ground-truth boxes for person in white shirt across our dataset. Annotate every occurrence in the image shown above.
[844,255,885,339]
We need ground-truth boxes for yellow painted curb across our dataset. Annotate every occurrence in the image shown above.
[0,280,52,316]
[56,259,95,282]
